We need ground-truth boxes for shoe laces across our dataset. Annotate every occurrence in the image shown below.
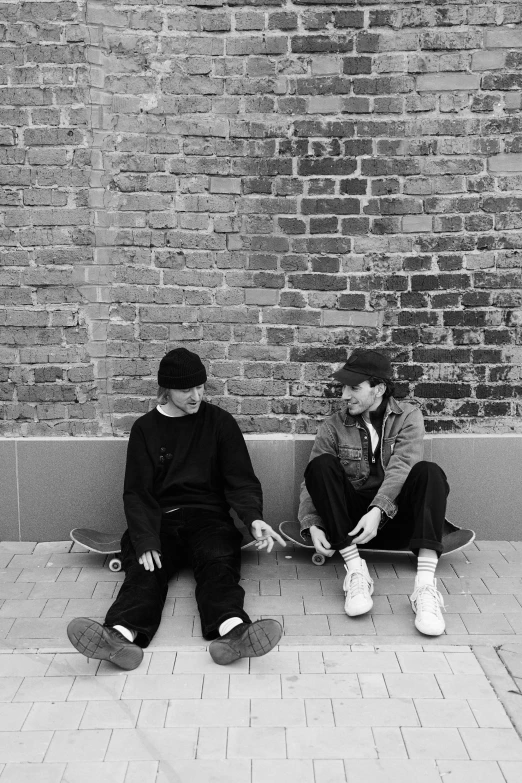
[413,583,445,616]
[345,566,371,600]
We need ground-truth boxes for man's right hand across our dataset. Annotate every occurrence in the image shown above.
[138,550,162,571]
[309,525,335,558]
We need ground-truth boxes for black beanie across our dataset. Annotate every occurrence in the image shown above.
[157,348,207,389]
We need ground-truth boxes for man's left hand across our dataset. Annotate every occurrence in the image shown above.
[348,507,381,546]
[251,520,287,553]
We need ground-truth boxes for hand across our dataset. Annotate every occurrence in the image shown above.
[309,525,335,558]
[251,520,286,553]
[348,507,381,546]
[138,550,162,571]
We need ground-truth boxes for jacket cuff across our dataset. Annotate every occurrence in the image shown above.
[370,494,397,520]
[301,524,326,542]
[299,514,322,532]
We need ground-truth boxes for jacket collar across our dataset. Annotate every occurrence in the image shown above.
[342,395,403,427]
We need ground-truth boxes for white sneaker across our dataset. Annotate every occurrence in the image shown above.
[343,559,374,617]
[410,578,446,636]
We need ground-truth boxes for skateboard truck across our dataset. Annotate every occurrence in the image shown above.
[70,528,123,572]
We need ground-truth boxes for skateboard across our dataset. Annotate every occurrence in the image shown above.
[70,526,260,572]
[70,528,124,572]
[279,519,476,566]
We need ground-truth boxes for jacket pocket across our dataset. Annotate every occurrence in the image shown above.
[382,436,396,465]
[338,446,362,479]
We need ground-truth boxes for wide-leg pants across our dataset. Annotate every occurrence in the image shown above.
[304,456,449,555]
[105,508,250,647]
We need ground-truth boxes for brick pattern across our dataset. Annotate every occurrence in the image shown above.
[0,1,99,435]
[0,635,521,780]
[2,540,522,779]
[3,538,522,648]
[1,3,522,435]
[0,647,522,783]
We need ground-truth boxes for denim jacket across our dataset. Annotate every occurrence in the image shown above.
[298,396,425,535]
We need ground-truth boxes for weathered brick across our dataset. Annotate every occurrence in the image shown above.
[321,310,382,327]
[402,215,433,233]
[485,29,522,49]
[0,3,519,436]
[201,11,232,33]
[488,154,522,173]
[227,36,287,56]
[421,30,483,50]
[417,73,480,91]
[292,35,354,54]
[86,2,127,26]
[244,289,278,306]
[472,51,506,71]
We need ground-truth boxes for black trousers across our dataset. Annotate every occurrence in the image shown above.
[105,508,250,647]
[304,456,449,555]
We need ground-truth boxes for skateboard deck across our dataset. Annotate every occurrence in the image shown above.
[279,519,476,566]
[70,528,124,571]
[71,526,259,572]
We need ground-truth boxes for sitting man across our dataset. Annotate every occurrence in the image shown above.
[68,347,285,669]
[299,348,449,636]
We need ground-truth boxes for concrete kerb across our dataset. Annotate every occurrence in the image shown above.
[474,645,522,741]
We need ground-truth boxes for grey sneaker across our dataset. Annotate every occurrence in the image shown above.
[67,617,144,671]
[209,619,283,666]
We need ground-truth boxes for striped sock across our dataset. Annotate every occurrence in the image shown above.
[416,549,438,586]
[339,543,361,572]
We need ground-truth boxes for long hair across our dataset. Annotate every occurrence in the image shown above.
[157,386,171,405]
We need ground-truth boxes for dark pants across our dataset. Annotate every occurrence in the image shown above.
[304,456,449,555]
[105,508,250,647]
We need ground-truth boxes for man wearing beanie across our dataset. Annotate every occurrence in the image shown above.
[67,347,285,669]
[299,348,450,637]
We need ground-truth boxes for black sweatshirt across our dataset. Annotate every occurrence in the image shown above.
[123,401,263,558]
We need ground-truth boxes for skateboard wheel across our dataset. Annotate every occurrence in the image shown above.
[312,553,326,566]
[109,558,122,572]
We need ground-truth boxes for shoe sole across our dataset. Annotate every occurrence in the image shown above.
[345,597,374,617]
[414,621,445,636]
[67,617,143,671]
[411,600,445,637]
[209,619,283,666]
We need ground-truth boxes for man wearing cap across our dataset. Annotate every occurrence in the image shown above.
[67,347,285,669]
[299,348,448,636]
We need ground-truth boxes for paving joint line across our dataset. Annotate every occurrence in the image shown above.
[473,644,522,741]
[1,642,478,655]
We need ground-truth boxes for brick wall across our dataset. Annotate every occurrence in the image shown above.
[1,1,521,436]
[0,0,97,434]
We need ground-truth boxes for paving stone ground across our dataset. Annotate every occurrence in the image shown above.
[1,539,522,782]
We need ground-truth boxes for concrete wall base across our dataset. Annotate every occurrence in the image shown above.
[1,435,520,542]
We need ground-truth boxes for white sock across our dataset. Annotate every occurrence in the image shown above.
[339,543,361,572]
[113,624,136,642]
[219,617,244,637]
[416,548,438,587]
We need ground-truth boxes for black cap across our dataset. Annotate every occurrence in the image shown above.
[157,348,207,389]
[331,349,392,386]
